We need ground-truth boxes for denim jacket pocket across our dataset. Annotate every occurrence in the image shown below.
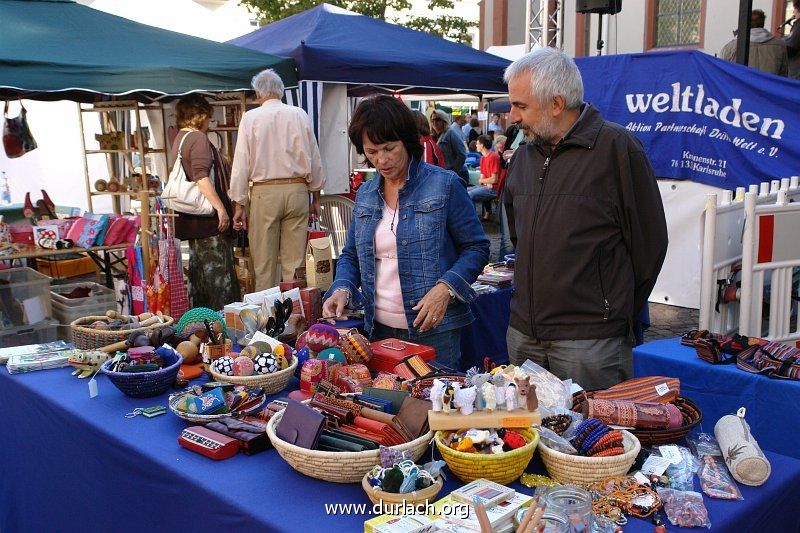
[413,197,446,236]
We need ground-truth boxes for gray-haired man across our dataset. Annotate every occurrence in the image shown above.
[502,48,668,390]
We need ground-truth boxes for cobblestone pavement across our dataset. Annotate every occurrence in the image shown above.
[481,218,698,342]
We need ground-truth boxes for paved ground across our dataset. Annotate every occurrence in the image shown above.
[481,217,699,342]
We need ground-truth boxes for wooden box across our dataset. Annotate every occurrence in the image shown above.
[36,255,97,279]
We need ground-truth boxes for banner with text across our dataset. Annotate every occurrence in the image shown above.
[575,51,799,189]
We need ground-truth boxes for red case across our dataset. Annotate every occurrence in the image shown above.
[178,425,239,460]
[367,338,436,373]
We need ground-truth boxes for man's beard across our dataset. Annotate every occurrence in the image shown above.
[527,117,559,146]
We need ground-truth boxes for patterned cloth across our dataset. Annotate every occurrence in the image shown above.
[186,234,240,311]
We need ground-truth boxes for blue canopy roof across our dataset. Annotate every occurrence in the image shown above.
[228,3,509,95]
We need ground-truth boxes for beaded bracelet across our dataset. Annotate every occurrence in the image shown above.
[571,418,603,449]
[580,425,610,455]
[588,430,624,456]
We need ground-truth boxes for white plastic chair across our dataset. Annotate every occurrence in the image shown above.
[319,195,355,259]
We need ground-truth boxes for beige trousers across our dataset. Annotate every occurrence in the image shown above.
[248,183,309,290]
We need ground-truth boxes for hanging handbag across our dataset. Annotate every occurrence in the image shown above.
[3,100,38,158]
[161,130,214,216]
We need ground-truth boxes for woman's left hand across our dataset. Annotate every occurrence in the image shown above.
[412,282,451,333]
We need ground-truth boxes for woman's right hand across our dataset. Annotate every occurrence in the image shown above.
[322,289,349,319]
[217,211,230,233]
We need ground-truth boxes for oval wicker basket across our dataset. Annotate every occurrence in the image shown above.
[361,473,444,508]
[71,315,175,351]
[167,390,268,423]
[208,356,297,395]
[571,393,703,446]
[434,428,539,485]
[266,409,433,483]
[100,352,182,398]
[538,430,641,485]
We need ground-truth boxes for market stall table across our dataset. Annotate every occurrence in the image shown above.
[0,243,128,288]
[2,366,799,532]
[634,337,800,459]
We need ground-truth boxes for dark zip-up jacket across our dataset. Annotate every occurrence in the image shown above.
[503,104,668,341]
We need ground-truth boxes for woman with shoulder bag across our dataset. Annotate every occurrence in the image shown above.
[169,94,240,310]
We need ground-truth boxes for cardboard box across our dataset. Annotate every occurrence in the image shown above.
[35,255,97,279]
[223,302,260,345]
[299,287,322,325]
[305,237,333,290]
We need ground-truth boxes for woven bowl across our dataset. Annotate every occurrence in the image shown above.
[361,473,444,508]
[434,428,539,485]
[571,393,703,446]
[538,430,640,484]
[71,315,174,351]
[208,356,297,396]
[100,352,181,398]
[167,390,268,424]
[266,409,433,483]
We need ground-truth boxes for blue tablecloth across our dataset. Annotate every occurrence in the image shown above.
[634,337,800,459]
[2,366,800,532]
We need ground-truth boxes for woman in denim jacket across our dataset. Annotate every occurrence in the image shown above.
[323,96,489,369]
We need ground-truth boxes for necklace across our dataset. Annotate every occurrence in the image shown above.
[389,197,399,235]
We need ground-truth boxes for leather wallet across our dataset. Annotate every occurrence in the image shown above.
[207,416,271,455]
[391,396,432,441]
[275,399,326,449]
[354,394,393,413]
[352,416,405,446]
[318,433,367,452]
[363,387,409,414]
[324,428,379,450]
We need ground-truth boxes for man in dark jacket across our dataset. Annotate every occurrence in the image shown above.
[502,48,668,390]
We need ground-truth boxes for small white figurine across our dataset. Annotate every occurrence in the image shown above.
[482,381,496,412]
[471,373,492,411]
[454,385,477,415]
[492,373,507,409]
[430,379,445,412]
[505,382,518,411]
[442,382,456,414]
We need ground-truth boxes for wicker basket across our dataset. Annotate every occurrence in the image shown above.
[538,430,640,484]
[266,409,433,483]
[361,473,444,507]
[571,393,703,446]
[434,428,539,485]
[167,390,268,423]
[100,352,182,398]
[71,315,175,351]
[208,357,297,395]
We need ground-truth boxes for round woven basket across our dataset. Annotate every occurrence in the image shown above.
[538,430,640,484]
[167,390,268,423]
[208,357,297,395]
[100,352,182,398]
[571,393,703,446]
[266,410,433,483]
[434,428,539,485]
[361,473,444,508]
[71,315,175,351]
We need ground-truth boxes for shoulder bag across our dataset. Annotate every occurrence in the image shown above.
[162,130,214,216]
[3,100,38,158]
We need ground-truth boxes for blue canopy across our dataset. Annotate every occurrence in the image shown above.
[228,3,509,95]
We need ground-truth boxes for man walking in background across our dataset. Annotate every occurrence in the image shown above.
[230,69,324,290]
[720,9,788,76]
[502,48,668,390]
[431,109,469,185]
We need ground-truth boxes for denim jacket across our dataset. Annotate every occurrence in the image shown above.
[327,158,490,338]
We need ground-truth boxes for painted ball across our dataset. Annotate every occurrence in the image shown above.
[232,356,254,377]
[272,343,294,369]
[294,346,312,377]
[212,356,235,376]
[254,353,279,375]
[295,331,309,352]
[319,347,346,364]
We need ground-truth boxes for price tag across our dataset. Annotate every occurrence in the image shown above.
[655,383,670,396]
[633,472,651,485]
[659,445,684,465]
[89,376,99,398]
[641,455,672,476]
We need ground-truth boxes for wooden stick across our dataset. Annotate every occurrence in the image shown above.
[521,503,546,533]
[516,496,539,533]
[474,502,492,533]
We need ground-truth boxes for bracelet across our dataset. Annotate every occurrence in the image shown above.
[332,287,351,305]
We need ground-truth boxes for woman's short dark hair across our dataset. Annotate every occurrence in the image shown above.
[348,95,423,160]
[412,110,431,137]
[175,93,212,130]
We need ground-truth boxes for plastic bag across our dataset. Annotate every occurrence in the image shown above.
[652,445,698,492]
[686,432,723,457]
[536,425,578,454]
[657,488,711,529]
[698,454,743,500]
[520,360,571,411]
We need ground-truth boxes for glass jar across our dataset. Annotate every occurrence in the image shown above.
[543,486,593,533]
[515,507,570,533]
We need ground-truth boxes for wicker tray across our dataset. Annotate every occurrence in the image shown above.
[571,393,703,446]
[208,357,297,396]
[71,315,174,351]
[100,352,181,398]
[266,409,433,483]
[538,430,640,484]
[434,428,539,485]
[167,390,268,424]
[361,473,444,507]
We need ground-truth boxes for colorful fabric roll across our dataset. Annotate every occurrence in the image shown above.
[585,398,683,430]
[591,376,680,404]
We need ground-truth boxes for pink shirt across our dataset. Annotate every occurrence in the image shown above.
[373,203,407,329]
[229,99,324,206]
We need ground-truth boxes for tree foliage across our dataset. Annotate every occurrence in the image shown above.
[240,0,476,44]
